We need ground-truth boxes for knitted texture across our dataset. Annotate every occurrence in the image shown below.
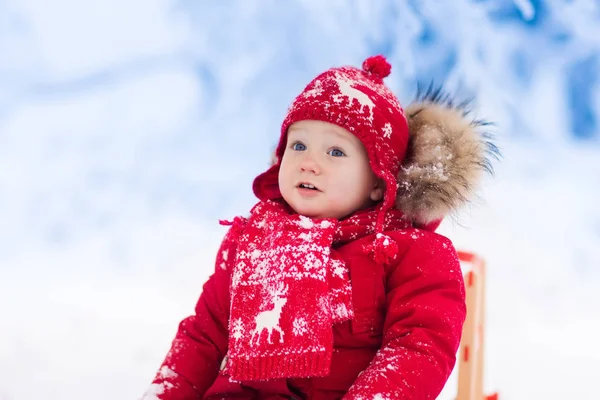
[224,200,412,381]
[253,55,410,259]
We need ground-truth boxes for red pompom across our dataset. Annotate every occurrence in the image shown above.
[364,233,398,265]
[362,55,391,79]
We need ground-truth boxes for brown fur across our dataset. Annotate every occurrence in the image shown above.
[396,99,497,224]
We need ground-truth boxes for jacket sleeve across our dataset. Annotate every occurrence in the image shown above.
[141,225,239,400]
[344,231,467,400]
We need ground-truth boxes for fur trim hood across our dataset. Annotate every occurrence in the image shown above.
[397,87,499,226]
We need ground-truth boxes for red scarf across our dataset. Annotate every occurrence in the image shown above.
[223,200,411,381]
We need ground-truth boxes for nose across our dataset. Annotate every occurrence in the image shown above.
[299,151,321,174]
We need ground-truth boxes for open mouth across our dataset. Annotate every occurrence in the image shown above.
[298,183,319,191]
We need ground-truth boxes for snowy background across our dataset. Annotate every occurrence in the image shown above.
[1,0,599,399]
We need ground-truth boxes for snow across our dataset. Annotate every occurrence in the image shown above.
[298,215,315,229]
[1,1,599,399]
[141,383,166,400]
[320,220,333,229]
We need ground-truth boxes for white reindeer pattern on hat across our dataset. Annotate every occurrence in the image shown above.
[332,72,375,121]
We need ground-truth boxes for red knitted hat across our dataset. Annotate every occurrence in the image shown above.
[253,55,410,240]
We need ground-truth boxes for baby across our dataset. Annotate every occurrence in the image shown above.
[142,55,495,399]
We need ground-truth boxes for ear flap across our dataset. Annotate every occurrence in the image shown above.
[252,146,283,201]
[395,86,500,225]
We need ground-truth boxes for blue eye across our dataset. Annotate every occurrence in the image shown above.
[328,148,345,157]
[292,142,306,151]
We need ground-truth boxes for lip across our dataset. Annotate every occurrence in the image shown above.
[295,181,321,197]
[296,187,321,197]
[296,181,320,191]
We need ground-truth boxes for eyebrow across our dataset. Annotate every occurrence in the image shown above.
[288,126,355,145]
[326,128,355,145]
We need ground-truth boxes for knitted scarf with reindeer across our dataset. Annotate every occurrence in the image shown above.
[223,200,410,381]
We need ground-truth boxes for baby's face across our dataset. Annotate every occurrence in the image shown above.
[278,120,382,220]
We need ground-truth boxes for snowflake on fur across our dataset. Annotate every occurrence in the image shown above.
[231,318,244,340]
[292,317,309,336]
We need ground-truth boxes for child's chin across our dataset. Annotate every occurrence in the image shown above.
[292,204,327,219]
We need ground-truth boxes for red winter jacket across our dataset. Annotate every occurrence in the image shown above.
[144,224,466,400]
